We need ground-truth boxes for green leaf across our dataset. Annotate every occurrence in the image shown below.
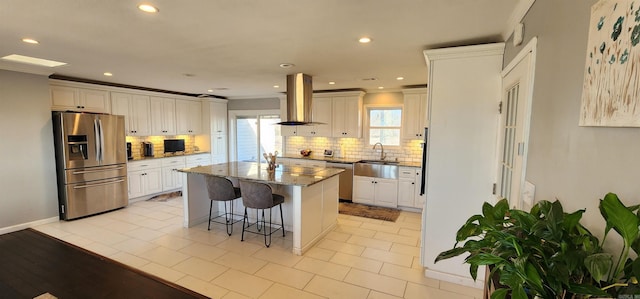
[482,202,495,221]
[493,199,510,220]
[563,209,585,231]
[585,253,613,282]
[567,282,610,296]
[525,262,544,293]
[435,247,467,263]
[456,222,482,242]
[490,288,509,299]
[511,284,528,299]
[470,264,479,281]
[632,258,640,282]
[600,193,639,247]
[467,254,505,266]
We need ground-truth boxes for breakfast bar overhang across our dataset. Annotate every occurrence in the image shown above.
[179,162,343,255]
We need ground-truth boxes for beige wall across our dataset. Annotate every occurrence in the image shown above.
[504,0,640,235]
[0,70,58,230]
[227,97,280,110]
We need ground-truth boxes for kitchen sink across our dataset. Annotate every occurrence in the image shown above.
[354,162,398,179]
[358,159,399,165]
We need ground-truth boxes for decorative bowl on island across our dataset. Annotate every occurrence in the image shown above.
[300,149,312,157]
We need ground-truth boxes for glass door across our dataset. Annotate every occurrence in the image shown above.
[234,113,282,163]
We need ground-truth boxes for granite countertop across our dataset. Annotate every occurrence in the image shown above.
[281,154,422,167]
[179,161,344,187]
[129,151,211,161]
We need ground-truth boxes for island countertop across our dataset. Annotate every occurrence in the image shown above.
[180,161,344,187]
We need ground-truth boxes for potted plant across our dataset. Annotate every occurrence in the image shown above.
[436,199,608,299]
[584,192,640,298]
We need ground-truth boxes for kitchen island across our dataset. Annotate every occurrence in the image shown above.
[179,161,343,255]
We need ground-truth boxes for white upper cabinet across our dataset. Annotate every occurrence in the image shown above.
[51,85,110,113]
[210,101,228,135]
[279,92,363,138]
[149,96,177,135]
[332,92,364,138]
[298,96,332,137]
[176,99,202,135]
[111,92,151,136]
[209,101,228,164]
[402,88,428,140]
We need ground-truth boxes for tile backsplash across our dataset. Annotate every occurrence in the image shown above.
[285,136,424,163]
[126,135,197,159]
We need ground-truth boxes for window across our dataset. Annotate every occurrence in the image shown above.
[367,107,402,146]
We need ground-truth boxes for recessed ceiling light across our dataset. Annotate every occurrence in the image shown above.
[329,81,336,85]
[273,85,280,88]
[378,86,384,89]
[207,89,214,92]
[359,37,371,43]
[396,77,404,81]
[138,4,158,13]
[103,72,113,77]
[138,4,159,13]
[1,54,66,67]
[279,63,295,68]
[22,38,39,44]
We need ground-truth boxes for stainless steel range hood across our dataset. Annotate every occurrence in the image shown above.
[278,73,313,125]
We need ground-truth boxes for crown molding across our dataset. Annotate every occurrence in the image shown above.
[424,43,505,62]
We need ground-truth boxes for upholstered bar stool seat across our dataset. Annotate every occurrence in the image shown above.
[205,176,243,236]
[239,180,285,247]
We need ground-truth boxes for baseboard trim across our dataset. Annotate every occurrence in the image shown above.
[0,216,60,235]
[424,268,484,289]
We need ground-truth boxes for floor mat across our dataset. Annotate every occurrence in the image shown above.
[339,202,401,222]
[147,191,182,202]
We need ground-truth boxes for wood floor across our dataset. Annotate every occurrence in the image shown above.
[0,229,207,299]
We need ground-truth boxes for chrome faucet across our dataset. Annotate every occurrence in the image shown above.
[372,142,386,160]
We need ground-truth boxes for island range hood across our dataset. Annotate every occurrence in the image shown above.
[278,73,313,125]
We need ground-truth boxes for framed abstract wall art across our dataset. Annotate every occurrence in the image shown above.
[580,0,640,127]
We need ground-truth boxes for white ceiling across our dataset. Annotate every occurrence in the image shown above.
[0,1,521,99]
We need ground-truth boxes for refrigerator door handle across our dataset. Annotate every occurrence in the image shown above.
[72,166,125,174]
[94,119,101,162]
[98,119,105,163]
[72,179,125,189]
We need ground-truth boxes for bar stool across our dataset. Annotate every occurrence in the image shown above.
[238,180,285,247]
[205,176,242,236]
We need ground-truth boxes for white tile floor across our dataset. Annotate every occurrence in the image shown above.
[34,197,483,299]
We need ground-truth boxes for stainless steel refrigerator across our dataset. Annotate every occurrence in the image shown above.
[52,111,128,220]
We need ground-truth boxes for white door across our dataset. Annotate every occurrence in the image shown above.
[496,41,536,210]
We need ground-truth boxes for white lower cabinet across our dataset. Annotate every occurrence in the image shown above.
[161,157,186,191]
[353,175,398,208]
[186,153,212,168]
[128,160,163,199]
[398,167,425,209]
[128,154,215,199]
[278,158,326,168]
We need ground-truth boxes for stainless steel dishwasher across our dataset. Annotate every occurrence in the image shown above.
[326,162,353,200]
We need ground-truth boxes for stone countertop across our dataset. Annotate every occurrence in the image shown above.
[281,154,422,168]
[179,161,344,187]
[129,152,211,162]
